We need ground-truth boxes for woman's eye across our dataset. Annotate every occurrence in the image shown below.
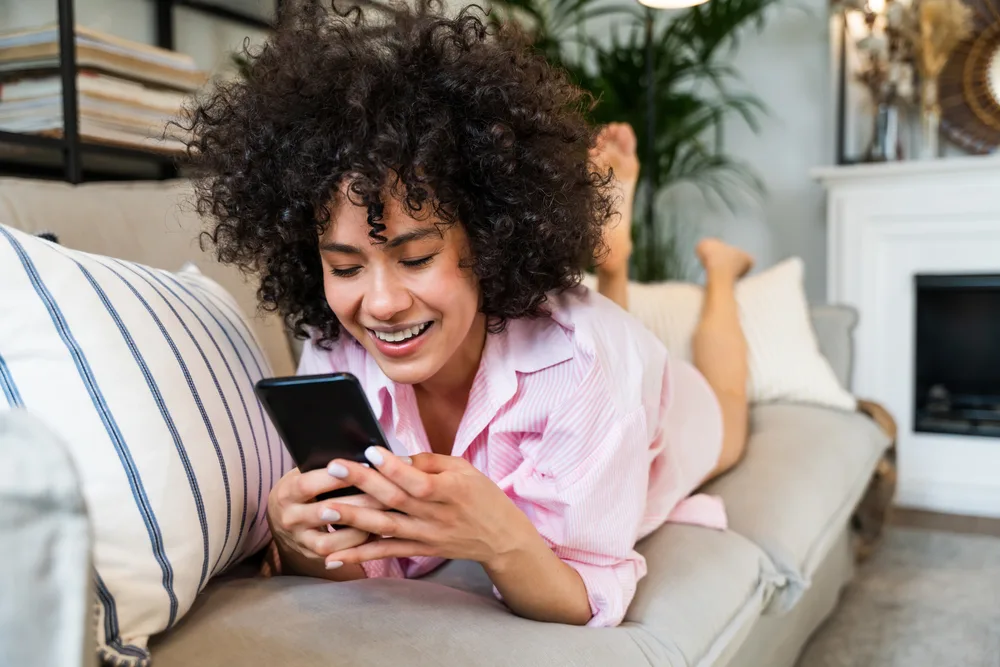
[330,267,361,278]
[401,256,434,268]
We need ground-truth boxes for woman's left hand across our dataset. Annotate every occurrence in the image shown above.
[321,447,539,570]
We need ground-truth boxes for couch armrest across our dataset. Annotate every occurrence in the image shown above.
[0,409,95,667]
[851,399,898,562]
[809,305,858,390]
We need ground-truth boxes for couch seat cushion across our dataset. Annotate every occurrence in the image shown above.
[149,575,649,667]
[150,527,778,667]
[704,404,890,612]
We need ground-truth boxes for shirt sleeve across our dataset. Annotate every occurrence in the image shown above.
[507,363,652,628]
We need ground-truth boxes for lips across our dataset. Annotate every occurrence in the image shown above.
[366,321,434,359]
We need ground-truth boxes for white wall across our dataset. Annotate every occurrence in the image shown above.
[704,1,833,301]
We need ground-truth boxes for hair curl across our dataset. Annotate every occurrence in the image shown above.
[184,0,615,345]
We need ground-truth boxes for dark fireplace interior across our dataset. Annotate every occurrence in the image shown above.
[914,274,1000,439]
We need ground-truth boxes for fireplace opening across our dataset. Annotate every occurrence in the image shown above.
[914,274,1000,439]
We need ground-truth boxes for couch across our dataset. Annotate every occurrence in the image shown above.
[0,177,894,667]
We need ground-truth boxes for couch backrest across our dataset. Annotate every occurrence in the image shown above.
[0,177,295,377]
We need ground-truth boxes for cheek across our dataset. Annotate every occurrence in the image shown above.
[322,274,360,322]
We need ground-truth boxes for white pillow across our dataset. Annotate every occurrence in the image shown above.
[585,258,856,411]
[0,223,291,666]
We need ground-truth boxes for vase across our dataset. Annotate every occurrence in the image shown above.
[865,102,901,162]
[919,79,941,160]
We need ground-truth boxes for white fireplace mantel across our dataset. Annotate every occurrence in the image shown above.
[813,155,1000,519]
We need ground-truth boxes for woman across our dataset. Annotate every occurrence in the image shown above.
[186,0,751,627]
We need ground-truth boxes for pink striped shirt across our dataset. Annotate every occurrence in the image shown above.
[297,285,727,627]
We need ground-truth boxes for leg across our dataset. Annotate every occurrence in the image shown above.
[693,239,753,482]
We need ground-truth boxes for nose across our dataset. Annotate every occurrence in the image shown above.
[363,267,414,323]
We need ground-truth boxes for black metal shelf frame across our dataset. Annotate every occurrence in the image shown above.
[0,0,278,183]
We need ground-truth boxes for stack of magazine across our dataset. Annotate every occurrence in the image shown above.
[0,24,209,154]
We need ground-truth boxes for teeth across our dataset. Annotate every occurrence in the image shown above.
[372,322,429,343]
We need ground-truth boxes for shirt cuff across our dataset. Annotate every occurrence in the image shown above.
[571,558,645,627]
[360,558,406,579]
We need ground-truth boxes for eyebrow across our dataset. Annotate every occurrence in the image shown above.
[319,227,443,254]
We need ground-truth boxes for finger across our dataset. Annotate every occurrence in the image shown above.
[329,502,423,540]
[325,538,435,567]
[363,447,441,501]
[299,526,370,558]
[328,458,425,513]
[288,466,355,503]
[282,493,387,531]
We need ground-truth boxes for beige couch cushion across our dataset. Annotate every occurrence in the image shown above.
[149,524,779,667]
[0,178,294,377]
[704,404,890,612]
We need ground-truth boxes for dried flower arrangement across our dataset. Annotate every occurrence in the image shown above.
[833,0,975,159]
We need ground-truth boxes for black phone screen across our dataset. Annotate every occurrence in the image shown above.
[254,372,389,499]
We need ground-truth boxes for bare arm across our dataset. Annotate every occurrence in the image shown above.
[484,528,593,625]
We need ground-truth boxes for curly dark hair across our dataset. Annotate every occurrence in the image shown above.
[184,0,616,345]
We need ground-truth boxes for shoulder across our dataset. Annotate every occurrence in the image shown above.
[494,286,667,447]
[545,285,668,416]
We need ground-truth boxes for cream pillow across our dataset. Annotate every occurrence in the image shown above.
[585,258,856,411]
[0,224,290,666]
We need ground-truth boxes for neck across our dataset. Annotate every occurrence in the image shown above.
[416,313,487,402]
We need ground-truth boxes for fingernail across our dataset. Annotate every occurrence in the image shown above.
[327,462,348,478]
[321,508,340,523]
[364,446,384,466]
[401,456,413,465]
[326,560,343,570]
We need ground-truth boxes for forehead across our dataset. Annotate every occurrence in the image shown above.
[323,189,429,239]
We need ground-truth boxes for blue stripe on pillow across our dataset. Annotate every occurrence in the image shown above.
[144,269,266,570]
[93,259,231,588]
[0,226,180,627]
[0,352,23,407]
[124,261,255,572]
[73,260,213,598]
[94,570,148,662]
[177,276,287,485]
[172,274,280,502]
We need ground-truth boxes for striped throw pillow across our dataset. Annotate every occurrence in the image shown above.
[0,223,291,666]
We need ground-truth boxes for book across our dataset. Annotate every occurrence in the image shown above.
[0,71,191,115]
[0,24,208,92]
[0,96,190,155]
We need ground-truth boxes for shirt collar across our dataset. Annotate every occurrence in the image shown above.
[355,313,576,448]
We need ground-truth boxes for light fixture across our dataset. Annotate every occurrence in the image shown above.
[636,0,708,7]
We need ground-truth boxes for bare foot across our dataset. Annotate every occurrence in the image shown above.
[590,122,640,187]
[696,238,754,282]
[591,123,638,276]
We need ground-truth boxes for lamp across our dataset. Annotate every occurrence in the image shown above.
[634,0,708,276]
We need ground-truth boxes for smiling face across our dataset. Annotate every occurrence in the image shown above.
[318,187,486,389]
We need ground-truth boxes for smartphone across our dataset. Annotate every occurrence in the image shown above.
[254,372,389,500]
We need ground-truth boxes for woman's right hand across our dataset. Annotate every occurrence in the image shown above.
[266,465,384,581]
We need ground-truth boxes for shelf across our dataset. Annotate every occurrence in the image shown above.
[0,130,182,181]
[171,0,278,30]
[0,0,274,184]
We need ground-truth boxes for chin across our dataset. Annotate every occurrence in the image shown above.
[378,359,439,386]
